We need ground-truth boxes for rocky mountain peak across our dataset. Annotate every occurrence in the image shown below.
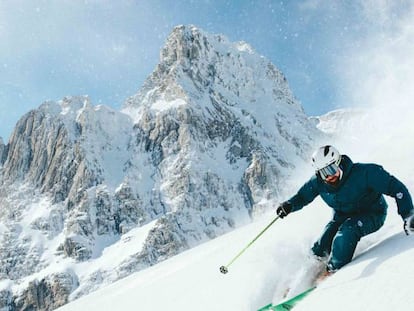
[159,25,237,72]
[160,25,206,67]
[124,24,300,117]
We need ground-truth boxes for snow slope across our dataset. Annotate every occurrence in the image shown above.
[295,228,414,311]
[55,200,414,311]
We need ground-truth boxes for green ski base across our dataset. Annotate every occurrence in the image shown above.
[257,286,317,311]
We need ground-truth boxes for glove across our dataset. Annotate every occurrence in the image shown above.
[403,215,414,235]
[276,201,292,219]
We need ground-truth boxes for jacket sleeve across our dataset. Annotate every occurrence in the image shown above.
[366,164,414,219]
[288,176,320,212]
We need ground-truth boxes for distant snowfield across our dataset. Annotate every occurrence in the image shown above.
[56,195,414,311]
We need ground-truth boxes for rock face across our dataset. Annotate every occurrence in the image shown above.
[12,272,78,311]
[0,137,7,166]
[0,25,323,309]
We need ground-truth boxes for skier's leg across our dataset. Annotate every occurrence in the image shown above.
[328,213,386,271]
[311,220,341,258]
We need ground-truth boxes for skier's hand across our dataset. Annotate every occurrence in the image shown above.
[403,215,414,235]
[276,201,292,219]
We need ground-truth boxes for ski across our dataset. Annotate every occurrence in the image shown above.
[257,286,316,311]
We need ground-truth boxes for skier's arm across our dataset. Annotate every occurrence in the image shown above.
[288,176,320,213]
[367,165,414,219]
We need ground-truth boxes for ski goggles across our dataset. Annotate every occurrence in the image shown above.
[318,163,340,179]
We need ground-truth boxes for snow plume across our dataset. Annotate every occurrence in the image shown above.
[333,1,414,180]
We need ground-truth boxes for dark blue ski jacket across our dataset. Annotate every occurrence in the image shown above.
[288,155,413,219]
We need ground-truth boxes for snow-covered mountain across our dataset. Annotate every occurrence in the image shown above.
[0,25,324,310]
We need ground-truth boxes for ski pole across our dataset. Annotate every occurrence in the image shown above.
[219,215,280,274]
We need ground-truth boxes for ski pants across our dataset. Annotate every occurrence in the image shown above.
[311,212,386,271]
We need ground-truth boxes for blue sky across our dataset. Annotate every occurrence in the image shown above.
[0,0,412,140]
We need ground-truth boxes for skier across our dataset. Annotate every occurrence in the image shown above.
[277,145,414,274]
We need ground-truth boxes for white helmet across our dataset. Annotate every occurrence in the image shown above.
[312,145,341,171]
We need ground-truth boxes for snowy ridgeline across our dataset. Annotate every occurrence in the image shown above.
[0,25,325,310]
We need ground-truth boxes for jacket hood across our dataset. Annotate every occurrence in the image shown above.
[339,154,353,178]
